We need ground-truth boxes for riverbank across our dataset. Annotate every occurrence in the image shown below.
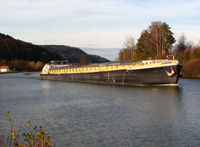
[0,70,40,74]
[0,71,18,74]
[182,75,200,78]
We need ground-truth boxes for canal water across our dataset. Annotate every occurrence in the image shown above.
[0,72,200,146]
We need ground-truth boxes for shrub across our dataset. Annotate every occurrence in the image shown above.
[181,59,200,77]
[0,111,53,147]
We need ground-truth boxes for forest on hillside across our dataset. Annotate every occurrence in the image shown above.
[117,21,200,77]
[0,33,62,62]
[0,33,62,71]
[0,33,109,71]
[42,45,109,63]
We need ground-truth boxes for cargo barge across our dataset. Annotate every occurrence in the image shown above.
[40,58,182,86]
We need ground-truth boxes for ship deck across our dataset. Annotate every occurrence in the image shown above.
[46,60,179,75]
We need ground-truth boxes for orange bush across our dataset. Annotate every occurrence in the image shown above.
[181,59,200,77]
[29,61,35,70]
[190,47,200,59]
[34,61,44,71]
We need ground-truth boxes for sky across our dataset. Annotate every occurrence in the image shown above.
[1,0,200,60]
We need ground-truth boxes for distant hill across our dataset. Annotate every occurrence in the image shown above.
[0,33,109,63]
[41,45,110,63]
[0,33,62,62]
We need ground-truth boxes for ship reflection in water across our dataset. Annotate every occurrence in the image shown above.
[0,73,200,146]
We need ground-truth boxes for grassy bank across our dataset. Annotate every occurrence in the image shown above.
[181,75,200,78]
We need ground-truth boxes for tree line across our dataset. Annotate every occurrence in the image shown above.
[0,33,61,71]
[117,21,200,77]
[174,34,200,77]
[0,33,109,71]
[42,45,109,63]
[0,33,62,62]
[0,59,44,71]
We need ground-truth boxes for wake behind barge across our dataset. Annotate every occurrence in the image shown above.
[40,58,182,86]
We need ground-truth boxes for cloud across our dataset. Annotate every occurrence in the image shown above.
[1,0,200,25]
[1,0,200,48]
[2,0,198,22]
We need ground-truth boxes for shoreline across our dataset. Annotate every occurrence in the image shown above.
[181,76,200,79]
[0,71,18,74]
[0,71,39,74]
